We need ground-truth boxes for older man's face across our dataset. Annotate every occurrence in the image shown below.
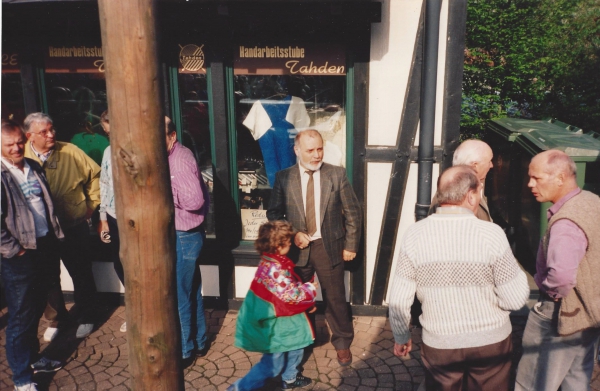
[294,132,324,171]
[26,121,56,154]
[474,147,493,182]
[528,156,561,203]
[1,130,26,167]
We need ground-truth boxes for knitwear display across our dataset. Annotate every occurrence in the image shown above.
[389,211,529,350]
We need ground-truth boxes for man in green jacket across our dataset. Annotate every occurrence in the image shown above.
[24,112,101,341]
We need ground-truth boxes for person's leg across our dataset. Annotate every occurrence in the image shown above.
[43,247,69,329]
[235,352,285,391]
[515,300,582,391]
[59,222,97,324]
[464,335,512,391]
[107,215,124,286]
[175,230,202,359]
[1,252,42,386]
[308,240,353,350]
[280,349,304,383]
[421,344,465,391]
[560,327,600,391]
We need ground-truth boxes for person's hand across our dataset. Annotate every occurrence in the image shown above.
[308,306,317,314]
[17,247,26,256]
[98,220,109,235]
[312,281,319,289]
[394,340,412,357]
[294,232,311,249]
[343,250,356,261]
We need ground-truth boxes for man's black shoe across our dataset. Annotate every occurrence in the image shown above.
[281,374,312,389]
[196,345,209,358]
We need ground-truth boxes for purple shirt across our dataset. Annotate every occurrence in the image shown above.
[168,141,207,231]
[534,188,588,299]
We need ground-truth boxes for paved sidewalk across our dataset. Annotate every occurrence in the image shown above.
[1,301,599,390]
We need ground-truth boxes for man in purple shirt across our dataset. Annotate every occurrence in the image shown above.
[515,150,600,391]
[165,117,210,363]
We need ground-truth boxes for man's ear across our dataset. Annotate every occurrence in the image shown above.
[25,132,32,141]
[467,189,477,207]
[293,145,300,157]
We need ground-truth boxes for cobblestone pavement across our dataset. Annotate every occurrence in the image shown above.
[1,301,599,391]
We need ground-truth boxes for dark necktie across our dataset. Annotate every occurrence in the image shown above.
[305,170,317,236]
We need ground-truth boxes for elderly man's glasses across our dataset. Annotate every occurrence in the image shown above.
[30,128,56,137]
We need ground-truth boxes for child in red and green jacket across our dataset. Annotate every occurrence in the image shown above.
[229,221,318,390]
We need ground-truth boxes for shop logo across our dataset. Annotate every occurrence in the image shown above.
[179,44,205,72]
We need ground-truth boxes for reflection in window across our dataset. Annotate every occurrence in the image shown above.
[178,73,215,237]
[235,75,346,237]
[45,74,109,166]
[1,73,25,123]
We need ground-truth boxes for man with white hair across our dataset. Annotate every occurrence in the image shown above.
[390,165,529,390]
[515,150,600,391]
[23,112,101,341]
[429,139,494,221]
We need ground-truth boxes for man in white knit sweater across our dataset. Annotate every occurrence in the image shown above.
[389,165,529,391]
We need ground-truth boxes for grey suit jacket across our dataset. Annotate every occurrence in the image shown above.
[267,163,362,267]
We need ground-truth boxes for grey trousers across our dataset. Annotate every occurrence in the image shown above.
[515,300,600,391]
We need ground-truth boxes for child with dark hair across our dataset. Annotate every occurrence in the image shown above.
[228,220,318,390]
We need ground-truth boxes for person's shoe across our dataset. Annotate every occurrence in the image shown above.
[196,345,209,358]
[120,322,127,332]
[30,357,63,374]
[43,327,59,342]
[336,349,352,366]
[76,323,94,338]
[182,355,195,369]
[14,383,38,391]
[281,374,312,389]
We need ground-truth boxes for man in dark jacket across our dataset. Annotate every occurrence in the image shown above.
[1,120,65,390]
[267,129,362,366]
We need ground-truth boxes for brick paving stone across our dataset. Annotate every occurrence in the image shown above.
[1,304,599,391]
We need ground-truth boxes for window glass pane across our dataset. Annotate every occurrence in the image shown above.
[1,72,25,123]
[178,73,215,237]
[45,73,109,166]
[234,74,347,239]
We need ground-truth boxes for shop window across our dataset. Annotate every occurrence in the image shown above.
[177,72,215,237]
[233,44,347,240]
[2,51,24,123]
[44,45,108,166]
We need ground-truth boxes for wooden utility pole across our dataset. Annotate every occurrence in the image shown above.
[98,1,182,389]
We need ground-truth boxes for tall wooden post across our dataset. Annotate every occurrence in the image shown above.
[97,1,182,389]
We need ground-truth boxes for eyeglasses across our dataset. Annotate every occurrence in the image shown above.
[30,128,56,138]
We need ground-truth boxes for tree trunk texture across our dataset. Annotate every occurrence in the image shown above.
[97,1,183,389]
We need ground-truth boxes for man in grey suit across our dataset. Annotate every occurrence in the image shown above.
[267,129,362,366]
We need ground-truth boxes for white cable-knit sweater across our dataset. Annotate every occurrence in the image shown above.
[388,208,530,350]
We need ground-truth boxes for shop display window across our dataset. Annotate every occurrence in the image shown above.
[1,73,25,123]
[177,73,215,237]
[233,44,347,239]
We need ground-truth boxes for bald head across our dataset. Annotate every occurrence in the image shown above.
[437,165,481,211]
[528,150,578,204]
[453,139,493,181]
[532,150,576,178]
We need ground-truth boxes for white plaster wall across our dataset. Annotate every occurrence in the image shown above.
[365,162,393,303]
[61,262,220,296]
[410,0,449,147]
[383,162,439,304]
[434,0,449,146]
[368,0,422,146]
